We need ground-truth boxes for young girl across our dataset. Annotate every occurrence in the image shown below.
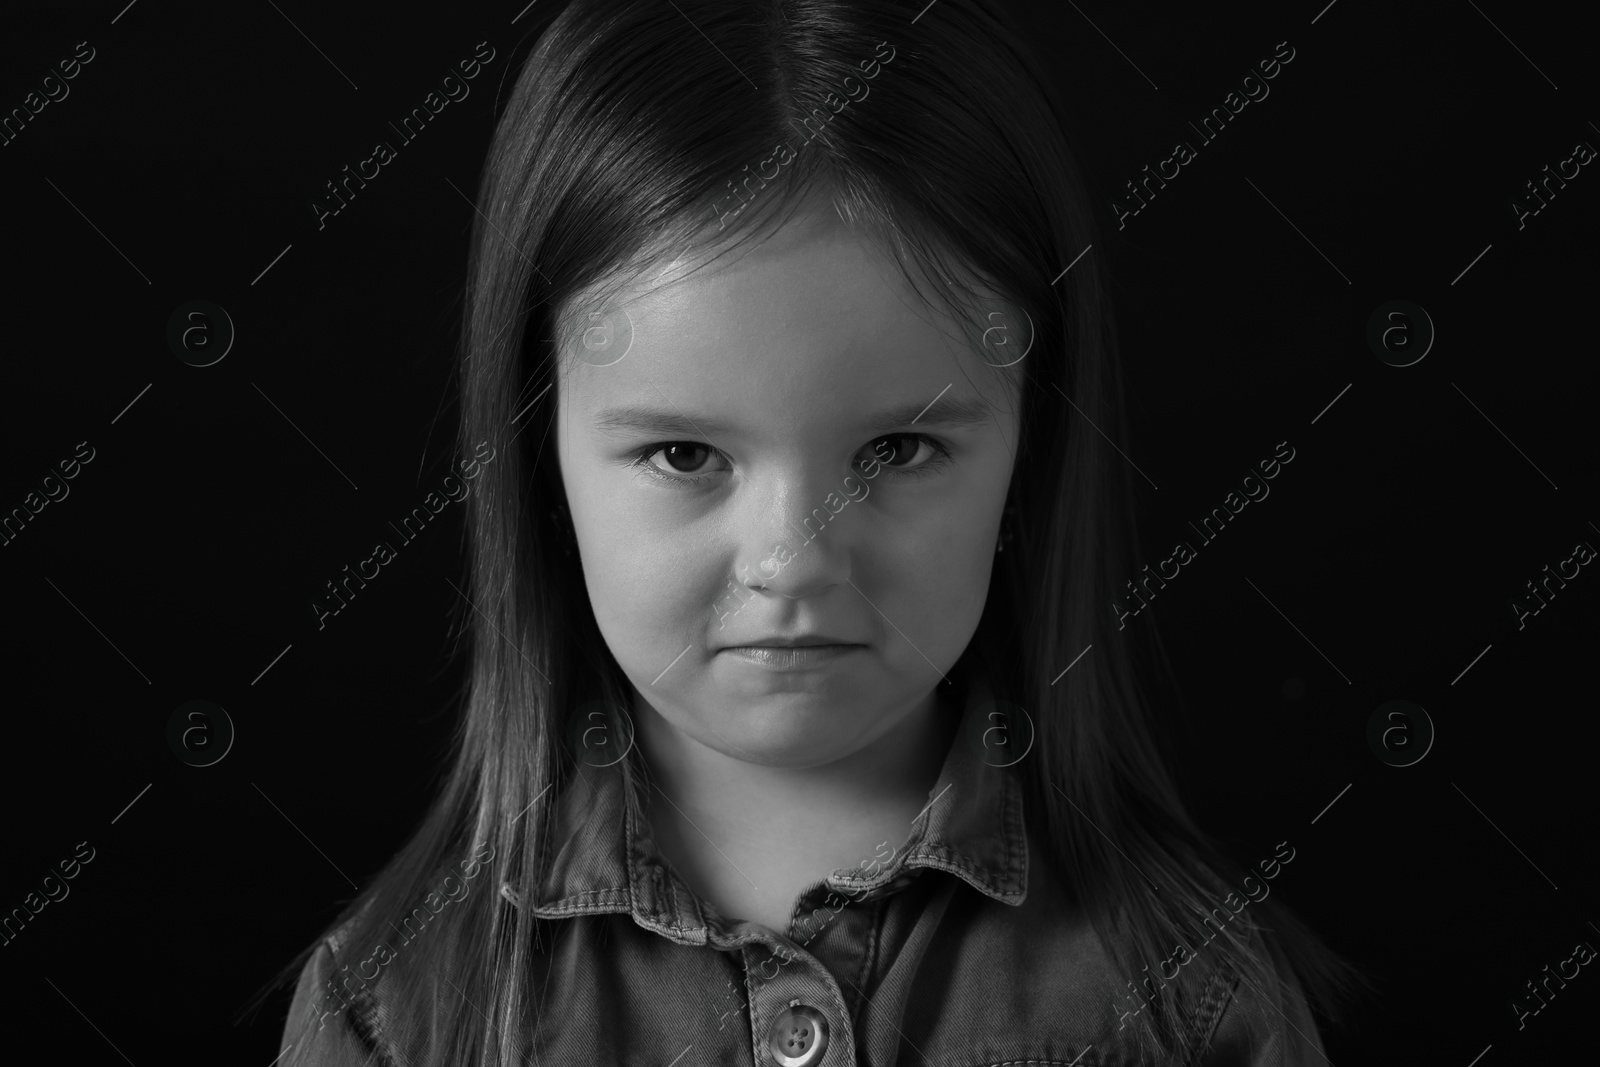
[269,0,1364,1062]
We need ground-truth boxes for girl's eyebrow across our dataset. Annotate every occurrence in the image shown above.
[590,394,997,439]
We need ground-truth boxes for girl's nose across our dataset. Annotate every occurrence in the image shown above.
[734,479,856,601]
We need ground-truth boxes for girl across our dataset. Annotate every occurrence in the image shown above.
[266,0,1366,1063]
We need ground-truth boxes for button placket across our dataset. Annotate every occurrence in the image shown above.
[742,940,854,1067]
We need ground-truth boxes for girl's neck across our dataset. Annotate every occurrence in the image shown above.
[633,684,960,932]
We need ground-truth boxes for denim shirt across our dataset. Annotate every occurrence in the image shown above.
[284,672,1325,1066]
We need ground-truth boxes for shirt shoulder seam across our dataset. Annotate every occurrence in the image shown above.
[1183,960,1239,1067]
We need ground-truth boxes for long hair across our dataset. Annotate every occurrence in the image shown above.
[255,1,1367,1062]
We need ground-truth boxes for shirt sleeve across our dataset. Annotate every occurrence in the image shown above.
[279,938,392,1067]
[1193,951,1328,1067]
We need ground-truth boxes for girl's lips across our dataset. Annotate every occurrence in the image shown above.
[719,645,864,669]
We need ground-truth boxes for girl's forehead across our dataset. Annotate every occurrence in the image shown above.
[554,214,1025,405]
[575,215,923,333]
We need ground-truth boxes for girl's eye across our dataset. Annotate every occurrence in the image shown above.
[861,434,950,476]
[636,442,723,478]
[630,433,952,485]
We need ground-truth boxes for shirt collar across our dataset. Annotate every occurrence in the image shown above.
[513,664,1029,943]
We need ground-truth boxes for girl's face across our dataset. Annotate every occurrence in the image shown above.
[554,211,1021,770]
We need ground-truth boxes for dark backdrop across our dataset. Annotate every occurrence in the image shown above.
[1,1,1595,1063]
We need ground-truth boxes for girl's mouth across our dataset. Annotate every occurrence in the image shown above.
[719,645,863,669]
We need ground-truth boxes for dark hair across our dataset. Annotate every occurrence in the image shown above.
[253,0,1368,1062]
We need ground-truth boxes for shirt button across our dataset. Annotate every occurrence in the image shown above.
[767,1001,828,1067]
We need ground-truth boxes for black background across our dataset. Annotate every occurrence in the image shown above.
[1,1,1595,1063]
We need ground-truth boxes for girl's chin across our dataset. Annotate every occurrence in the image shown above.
[693,706,875,768]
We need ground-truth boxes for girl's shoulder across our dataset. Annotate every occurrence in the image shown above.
[279,848,503,1064]
[1008,864,1323,1063]
[281,920,395,1066]
[1197,927,1328,1066]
